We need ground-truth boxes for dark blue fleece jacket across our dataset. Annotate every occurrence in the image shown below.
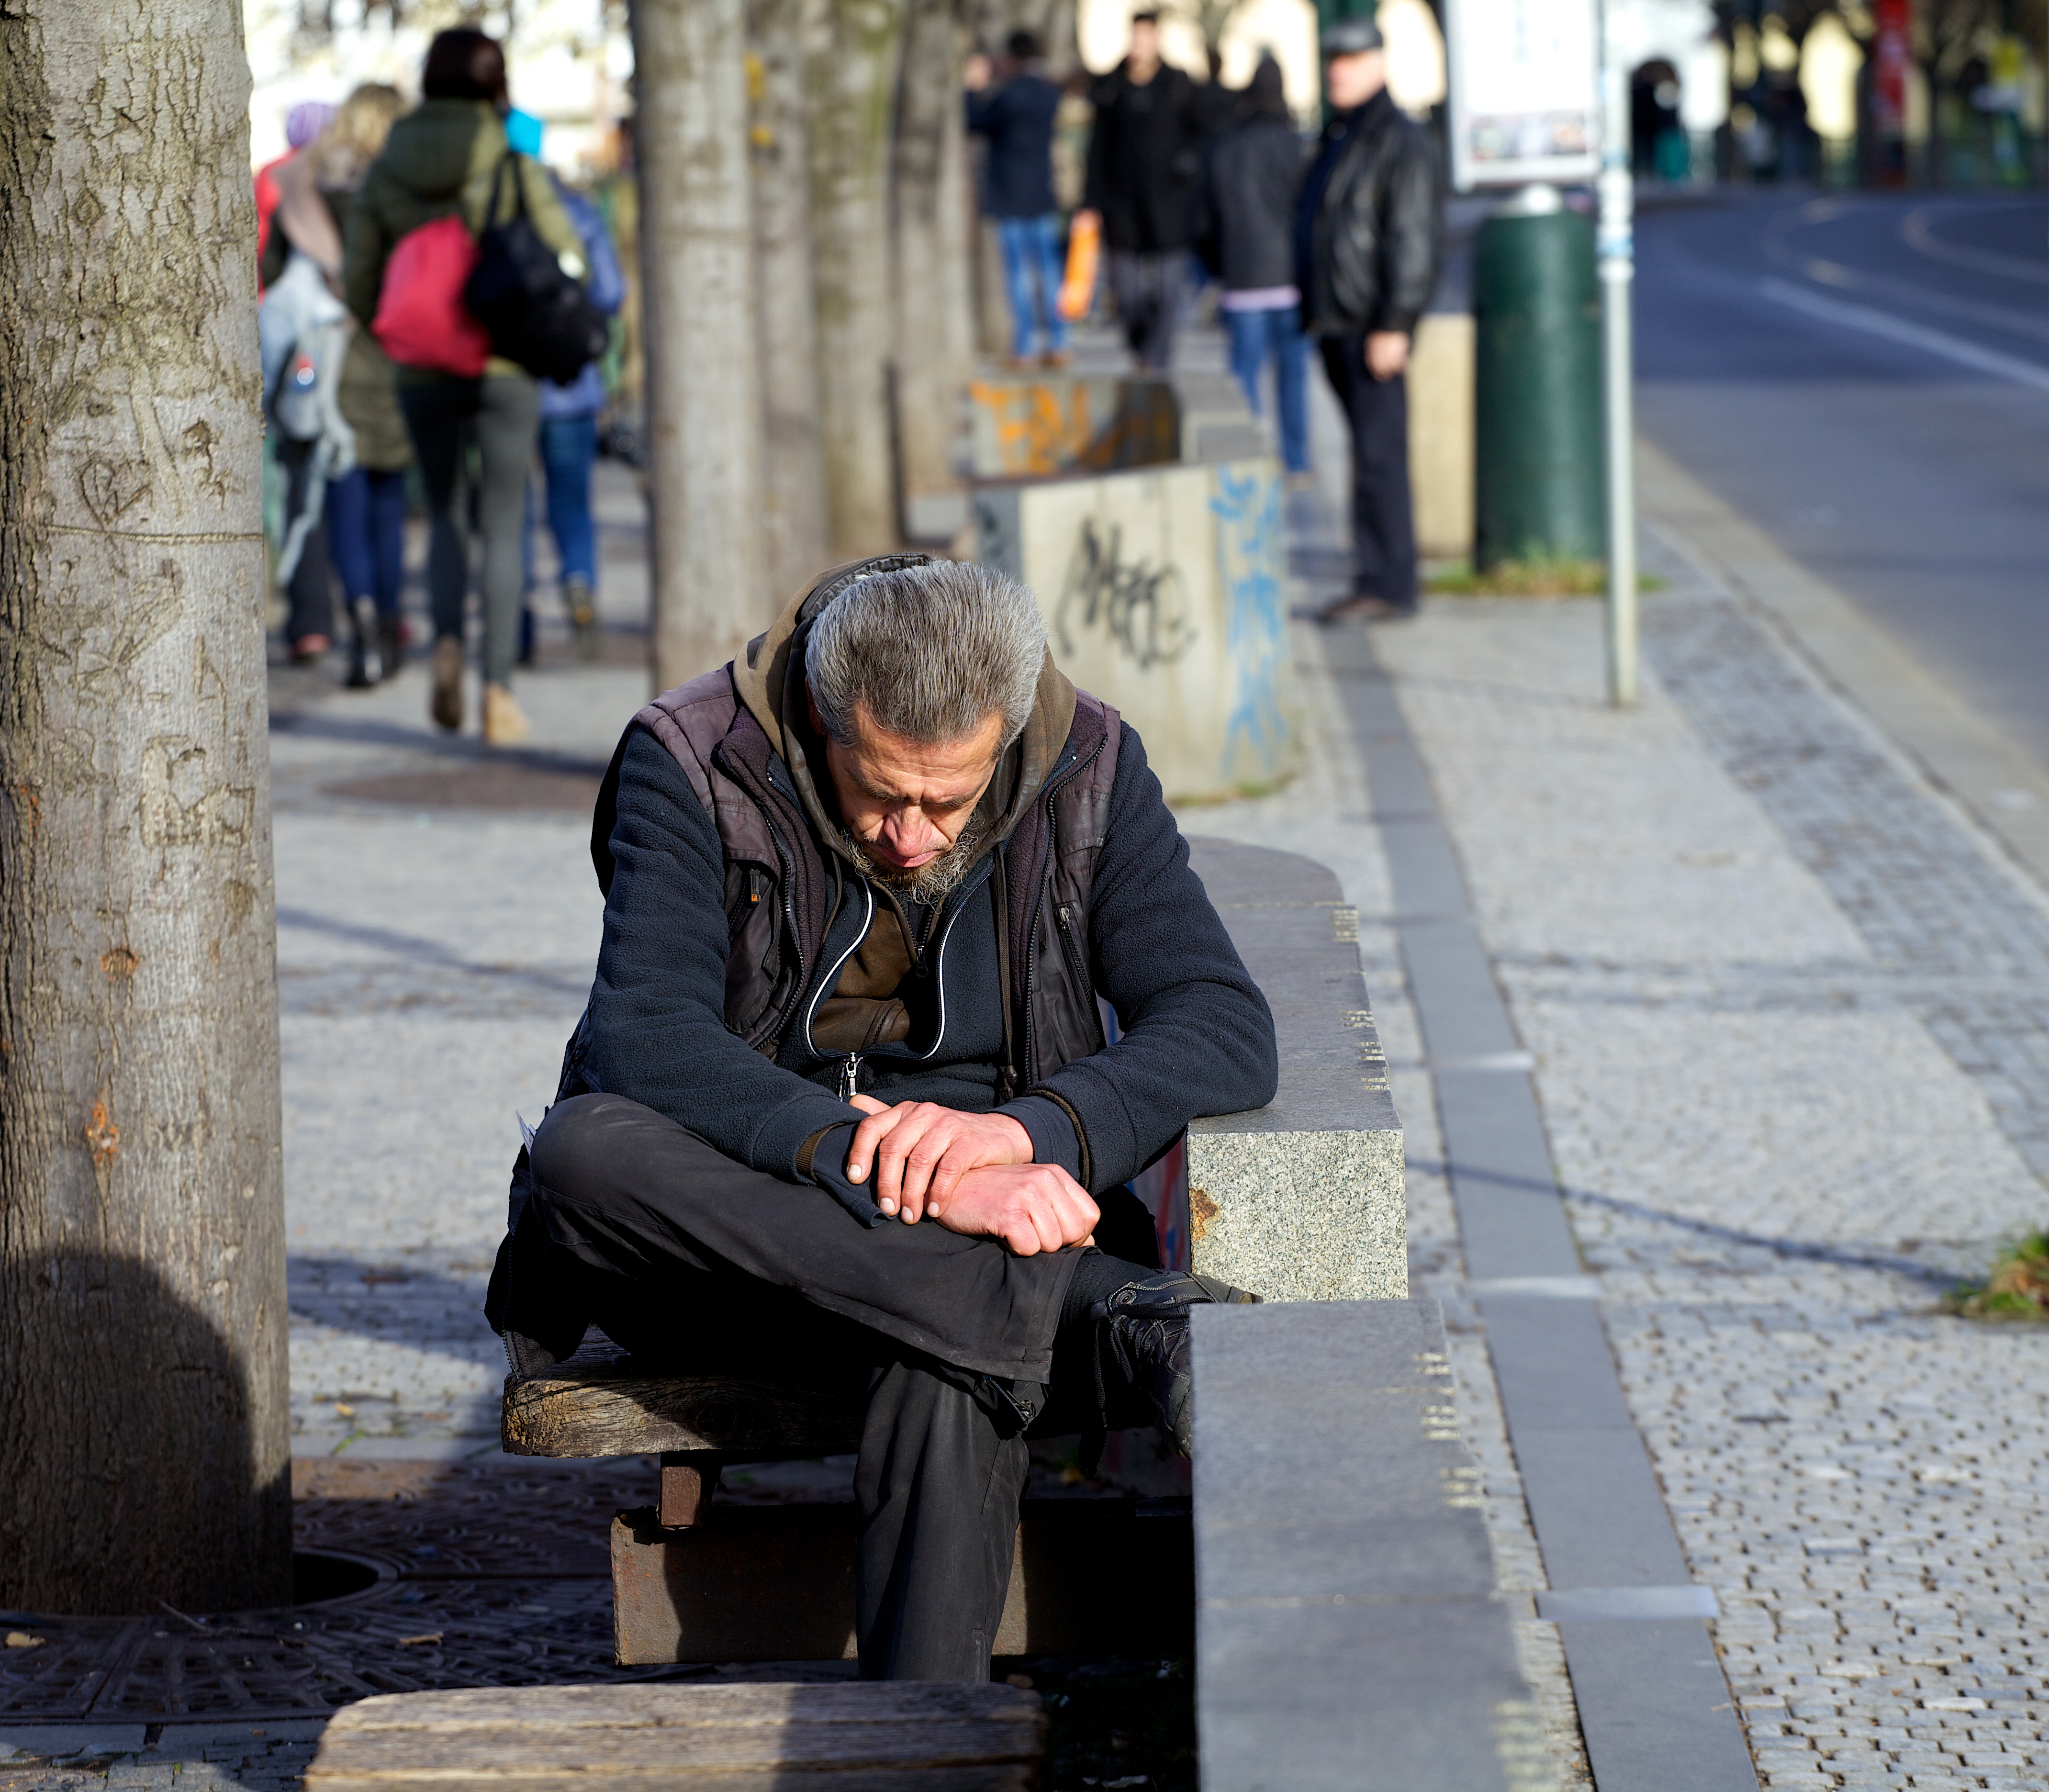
[580,720,1276,1204]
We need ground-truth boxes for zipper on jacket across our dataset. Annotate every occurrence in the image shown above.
[1054,902,1096,1012]
[757,809,810,1050]
[1020,804,1057,1086]
[801,876,877,1089]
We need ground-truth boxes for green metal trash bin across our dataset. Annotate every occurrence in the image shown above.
[1474,191,1603,569]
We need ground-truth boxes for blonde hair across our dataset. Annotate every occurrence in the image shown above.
[308,84,406,192]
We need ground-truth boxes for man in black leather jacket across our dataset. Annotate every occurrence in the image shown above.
[1297,18,1444,620]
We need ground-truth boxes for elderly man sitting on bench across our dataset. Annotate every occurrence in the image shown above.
[487,554,1276,1681]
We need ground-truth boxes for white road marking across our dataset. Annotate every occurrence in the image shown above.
[1757,275,2049,394]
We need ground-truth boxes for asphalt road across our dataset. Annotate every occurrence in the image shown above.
[1633,189,2049,773]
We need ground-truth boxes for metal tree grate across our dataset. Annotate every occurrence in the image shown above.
[0,1456,705,1721]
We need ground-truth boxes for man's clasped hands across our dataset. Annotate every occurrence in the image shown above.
[843,1097,1098,1257]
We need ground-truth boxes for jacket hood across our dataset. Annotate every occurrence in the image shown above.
[731,555,1080,873]
[376,99,504,202]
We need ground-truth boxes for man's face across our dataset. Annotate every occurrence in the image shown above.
[810,693,1006,873]
[1128,17,1161,75]
[1325,47,1386,110]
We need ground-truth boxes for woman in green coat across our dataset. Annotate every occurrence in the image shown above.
[342,30,584,746]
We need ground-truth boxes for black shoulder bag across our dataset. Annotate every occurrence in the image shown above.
[463,152,611,386]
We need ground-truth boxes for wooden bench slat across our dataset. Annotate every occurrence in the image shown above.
[304,1684,1045,1792]
[501,1344,864,1459]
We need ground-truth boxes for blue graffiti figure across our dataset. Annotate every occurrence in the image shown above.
[1210,465,1287,781]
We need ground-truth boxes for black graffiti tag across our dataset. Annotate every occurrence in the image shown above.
[1054,518,1195,671]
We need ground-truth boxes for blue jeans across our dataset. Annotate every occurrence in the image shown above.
[996,214,1068,360]
[1224,304,1310,474]
[325,466,408,616]
[526,412,600,590]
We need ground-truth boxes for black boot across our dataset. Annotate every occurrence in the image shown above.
[1093,1271,1261,1457]
[565,575,600,661]
[484,1192,594,1383]
[379,611,403,677]
[344,596,382,688]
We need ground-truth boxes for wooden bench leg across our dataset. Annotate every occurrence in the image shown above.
[659,1451,721,1527]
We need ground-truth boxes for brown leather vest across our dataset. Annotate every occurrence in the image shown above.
[627,666,1123,1119]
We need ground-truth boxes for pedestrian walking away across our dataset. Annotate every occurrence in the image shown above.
[1194,56,1310,478]
[966,31,1072,369]
[507,107,625,665]
[341,26,587,746]
[258,197,353,666]
[1079,11,1204,370]
[486,556,1278,1680]
[1297,16,1443,620]
[268,85,414,690]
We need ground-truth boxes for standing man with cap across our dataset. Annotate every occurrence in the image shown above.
[1298,18,1443,621]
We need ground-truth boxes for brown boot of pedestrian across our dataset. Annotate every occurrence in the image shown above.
[430,637,464,733]
[482,682,530,747]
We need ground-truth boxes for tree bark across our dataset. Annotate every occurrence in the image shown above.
[634,0,770,692]
[0,0,290,1613]
[806,0,908,560]
[748,0,832,603]
[892,0,974,534]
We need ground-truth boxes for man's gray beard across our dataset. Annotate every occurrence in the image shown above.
[840,814,989,905]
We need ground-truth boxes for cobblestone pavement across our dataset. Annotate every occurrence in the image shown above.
[0,1725,326,1792]
[1364,567,2049,1791]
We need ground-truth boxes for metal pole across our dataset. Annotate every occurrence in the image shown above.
[1598,53,1638,707]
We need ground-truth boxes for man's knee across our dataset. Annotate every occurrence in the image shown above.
[530,1091,663,1200]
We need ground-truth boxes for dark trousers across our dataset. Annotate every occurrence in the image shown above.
[507,1093,1081,1680]
[275,435,334,647]
[1106,248,1191,370]
[524,413,600,593]
[326,466,408,615]
[1319,336,1418,606]
[398,373,538,687]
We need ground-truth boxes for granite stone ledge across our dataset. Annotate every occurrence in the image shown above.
[1183,839,1404,1303]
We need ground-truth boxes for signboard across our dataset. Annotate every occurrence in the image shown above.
[1444,0,1601,191]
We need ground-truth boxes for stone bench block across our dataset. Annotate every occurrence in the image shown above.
[302,1682,1044,1792]
[964,372,1180,479]
[1185,839,1405,1304]
[1192,1299,1539,1792]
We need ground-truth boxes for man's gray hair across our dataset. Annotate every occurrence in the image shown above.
[805,560,1046,749]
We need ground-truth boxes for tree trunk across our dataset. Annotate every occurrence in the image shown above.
[892,0,974,538]
[0,0,290,1613]
[749,0,832,603]
[807,0,908,560]
[634,0,769,692]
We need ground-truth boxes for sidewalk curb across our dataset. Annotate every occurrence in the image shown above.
[1635,435,2049,896]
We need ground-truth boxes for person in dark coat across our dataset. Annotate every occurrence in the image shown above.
[1078,11,1203,368]
[1195,56,1309,476]
[488,557,1276,1683]
[966,30,1071,369]
[1298,17,1444,620]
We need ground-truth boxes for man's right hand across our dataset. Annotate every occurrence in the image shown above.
[927,1163,1099,1256]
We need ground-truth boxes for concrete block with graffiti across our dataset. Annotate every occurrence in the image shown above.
[964,374,1181,479]
[974,456,1295,804]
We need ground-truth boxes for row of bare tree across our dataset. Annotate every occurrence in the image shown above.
[636,0,990,693]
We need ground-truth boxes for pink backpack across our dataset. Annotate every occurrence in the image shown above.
[372,213,491,376]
